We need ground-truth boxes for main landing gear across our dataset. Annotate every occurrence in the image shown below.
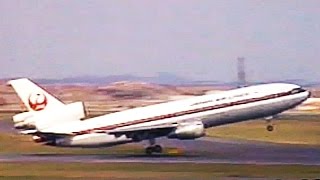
[145,138,163,155]
[145,145,163,155]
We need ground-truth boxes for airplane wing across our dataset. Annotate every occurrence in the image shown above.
[92,123,179,140]
[96,123,179,134]
[20,129,73,137]
[34,117,202,141]
[32,123,178,143]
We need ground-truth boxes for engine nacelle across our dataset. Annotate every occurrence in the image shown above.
[13,101,86,129]
[54,133,132,147]
[168,122,205,140]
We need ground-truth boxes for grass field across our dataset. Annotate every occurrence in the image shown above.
[0,162,320,179]
[207,114,320,145]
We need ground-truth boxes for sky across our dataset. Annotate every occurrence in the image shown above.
[0,0,320,82]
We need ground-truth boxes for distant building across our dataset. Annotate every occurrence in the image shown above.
[237,57,246,87]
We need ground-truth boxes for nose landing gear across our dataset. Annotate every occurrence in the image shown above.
[265,118,274,132]
[266,124,274,132]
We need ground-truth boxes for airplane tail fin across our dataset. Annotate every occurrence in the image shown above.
[8,78,86,131]
[7,78,65,112]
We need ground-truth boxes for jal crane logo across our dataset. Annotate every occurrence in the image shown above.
[28,93,48,111]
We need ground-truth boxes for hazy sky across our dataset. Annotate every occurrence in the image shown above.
[1,0,320,82]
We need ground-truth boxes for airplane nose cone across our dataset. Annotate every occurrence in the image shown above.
[307,91,312,98]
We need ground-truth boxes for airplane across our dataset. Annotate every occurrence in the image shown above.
[9,78,86,130]
[7,78,310,154]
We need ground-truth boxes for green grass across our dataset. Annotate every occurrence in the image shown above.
[0,162,319,179]
[207,117,320,145]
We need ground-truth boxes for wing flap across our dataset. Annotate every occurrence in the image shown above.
[93,123,178,135]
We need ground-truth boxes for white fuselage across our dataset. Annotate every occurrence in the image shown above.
[40,83,310,147]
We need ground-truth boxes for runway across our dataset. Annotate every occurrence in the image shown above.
[1,137,320,165]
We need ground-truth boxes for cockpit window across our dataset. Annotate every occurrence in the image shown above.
[290,88,306,94]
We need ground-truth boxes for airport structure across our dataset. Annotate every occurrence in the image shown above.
[237,57,246,87]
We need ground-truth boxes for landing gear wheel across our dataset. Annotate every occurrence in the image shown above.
[267,125,274,132]
[145,145,163,155]
[145,147,154,155]
[154,145,163,153]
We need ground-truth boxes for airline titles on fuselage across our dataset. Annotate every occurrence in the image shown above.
[191,92,252,107]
